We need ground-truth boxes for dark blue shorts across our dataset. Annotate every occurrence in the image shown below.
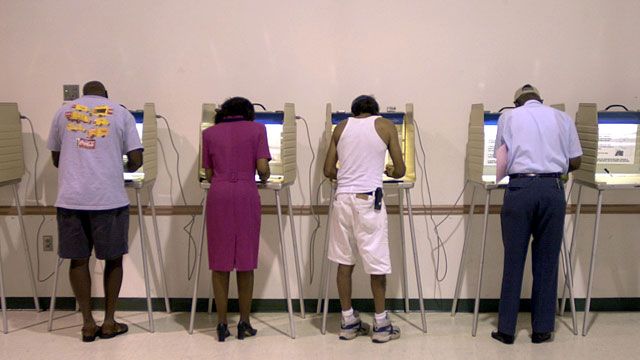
[56,206,129,260]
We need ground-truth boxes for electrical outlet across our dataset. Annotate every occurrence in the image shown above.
[63,84,79,101]
[43,235,54,252]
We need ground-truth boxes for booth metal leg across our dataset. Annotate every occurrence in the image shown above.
[47,257,63,331]
[275,190,296,339]
[405,188,427,333]
[316,186,335,314]
[135,189,154,333]
[320,186,336,335]
[13,184,40,312]
[321,260,332,335]
[0,240,7,334]
[452,185,477,316]
[560,185,583,315]
[472,190,491,336]
[286,187,305,318]
[560,233,578,335]
[189,188,208,334]
[582,190,603,336]
[148,189,171,313]
[397,188,410,313]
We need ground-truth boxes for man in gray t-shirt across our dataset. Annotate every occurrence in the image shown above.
[47,81,143,342]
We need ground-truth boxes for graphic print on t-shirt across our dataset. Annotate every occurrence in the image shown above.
[65,104,112,148]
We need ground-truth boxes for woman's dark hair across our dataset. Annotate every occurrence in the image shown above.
[351,95,380,116]
[214,97,255,124]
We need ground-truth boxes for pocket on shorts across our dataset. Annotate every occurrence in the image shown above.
[353,195,374,209]
[357,202,385,234]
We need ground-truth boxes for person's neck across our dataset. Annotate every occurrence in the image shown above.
[355,113,373,118]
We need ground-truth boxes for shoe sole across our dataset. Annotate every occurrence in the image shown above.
[99,329,128,339]
[372,331,400,343]
[99,323,128,340]
[237,330,257,340]
[532,336,552,344]
[339,324,370,340]
[81,326,101,342]
[82,333,99,342]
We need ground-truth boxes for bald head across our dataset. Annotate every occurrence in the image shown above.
[82,81,108,98]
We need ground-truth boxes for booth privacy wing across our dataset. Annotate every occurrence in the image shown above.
[141,103,158,183]
[465,104,485,184]
[124,103,157,184]
[0,103,25,184]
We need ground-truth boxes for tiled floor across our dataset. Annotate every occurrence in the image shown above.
[1,310,639,359]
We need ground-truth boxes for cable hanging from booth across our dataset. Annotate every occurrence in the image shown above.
[295,115,324,284]
[412,118,451,282]
[156,115,199,280]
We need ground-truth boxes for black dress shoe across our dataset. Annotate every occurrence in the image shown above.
[237,321,257,340]
[216,323,231,342]
[491,331,515,344]
[532,332,552,344]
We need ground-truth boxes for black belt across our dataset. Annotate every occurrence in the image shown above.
[509,173,561,179]
[357,191,374,196]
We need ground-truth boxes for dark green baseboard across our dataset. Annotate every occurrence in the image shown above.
[5,297,640,313]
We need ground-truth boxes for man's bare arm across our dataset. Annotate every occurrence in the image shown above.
[568,156,581,172]
[125,149,143,172]
[51,151,60,168]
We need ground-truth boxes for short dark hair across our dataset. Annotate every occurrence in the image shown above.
[215,97,255,124]
[82,81,107,97]
[351,95,379,116]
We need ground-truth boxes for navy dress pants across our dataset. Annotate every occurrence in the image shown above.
[498,177,565,336]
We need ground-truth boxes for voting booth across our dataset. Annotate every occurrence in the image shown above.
[563,104,640,335]
[48,103,170,334]
[451,104,578,336]
[0,103,40,334]
[316,103,426,334]
[190,103,304,338]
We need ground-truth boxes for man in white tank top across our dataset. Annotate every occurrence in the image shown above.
[323,95,405,343]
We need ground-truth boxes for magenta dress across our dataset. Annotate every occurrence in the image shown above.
[202,121,271,271]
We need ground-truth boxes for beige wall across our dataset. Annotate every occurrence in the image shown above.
[1,0,639,300]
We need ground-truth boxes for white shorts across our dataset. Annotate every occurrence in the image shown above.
[327,193,391,275]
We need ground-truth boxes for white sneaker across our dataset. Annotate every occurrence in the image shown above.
[339,311,371,340]
[372,315,400,343]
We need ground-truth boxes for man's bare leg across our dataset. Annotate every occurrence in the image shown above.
[337,264,355,311]
[69,259,97,338]
[370,275,386,314]
[101,257,124,335]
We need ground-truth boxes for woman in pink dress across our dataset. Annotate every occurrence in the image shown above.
[202,97,271,342]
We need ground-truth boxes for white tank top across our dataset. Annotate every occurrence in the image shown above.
[336,116,387,194]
